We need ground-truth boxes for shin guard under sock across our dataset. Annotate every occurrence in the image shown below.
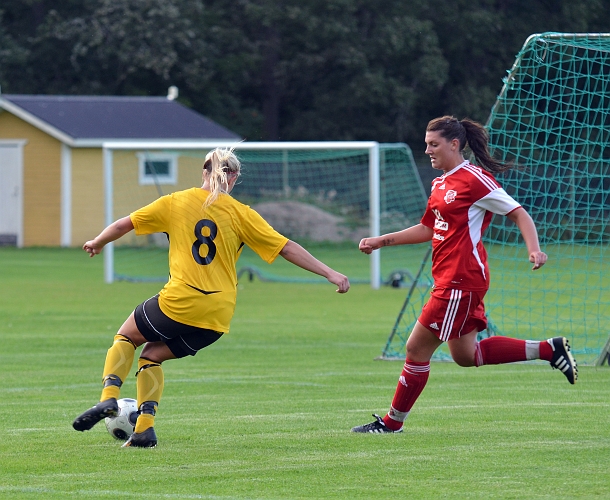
[135,358,164,432]
[383,359,430,431]
[100,334,137,401]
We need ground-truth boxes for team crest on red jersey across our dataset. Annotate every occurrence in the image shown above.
[444,190,457,204]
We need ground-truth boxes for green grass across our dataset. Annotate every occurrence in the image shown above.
[0,247,609,499]
[113,242,431,283]
[114,241,610,363]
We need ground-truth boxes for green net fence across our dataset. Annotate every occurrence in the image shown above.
[112,144,428,285]
[380,33,610,365]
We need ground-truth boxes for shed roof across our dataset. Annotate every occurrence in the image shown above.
[0,94,241,146]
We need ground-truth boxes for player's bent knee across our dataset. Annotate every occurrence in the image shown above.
[451,352,477,367]
[114,334,138,348]
[139,345,170,364]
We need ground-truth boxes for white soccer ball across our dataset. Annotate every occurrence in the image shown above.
[105,398,138,440]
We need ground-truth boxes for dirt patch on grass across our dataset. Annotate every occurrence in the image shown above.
[252,201,368,243]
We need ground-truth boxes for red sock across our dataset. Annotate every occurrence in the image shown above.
[383,359,430,431]
[475,336,528,366]
[539,340,552,361]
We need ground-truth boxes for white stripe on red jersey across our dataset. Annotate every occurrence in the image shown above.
[463,163,500,192]
[421,162,521,291]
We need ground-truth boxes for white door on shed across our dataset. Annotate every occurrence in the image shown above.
[0,142,24,247]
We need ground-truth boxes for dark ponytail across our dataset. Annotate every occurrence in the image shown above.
[427,116,512,173]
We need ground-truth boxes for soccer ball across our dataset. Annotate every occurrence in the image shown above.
[105,398,138,440]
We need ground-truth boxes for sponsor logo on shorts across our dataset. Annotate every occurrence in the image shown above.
[429,322,439,330]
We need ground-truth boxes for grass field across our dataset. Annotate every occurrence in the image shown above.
[113,241,432,284]
[0,247,609,499]
[113,240,610,364]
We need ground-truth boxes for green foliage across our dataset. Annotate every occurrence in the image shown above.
[2,1,609,146]
[0,247,609,499]
[0,8,29,86]
[28,0,207,95]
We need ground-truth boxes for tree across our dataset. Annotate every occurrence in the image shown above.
[193,0,449,142]
[280,3,449,143]
[3,0,208,96]
[1,0,609,147]
[426,0,610,125]
[0,9,29,91]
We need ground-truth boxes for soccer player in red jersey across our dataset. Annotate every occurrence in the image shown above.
[352,116,577,434]
[72,148,350,447]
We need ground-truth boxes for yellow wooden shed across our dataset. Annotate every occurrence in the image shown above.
[0,93,240,247]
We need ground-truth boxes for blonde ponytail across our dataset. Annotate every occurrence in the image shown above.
[202,147,241,208]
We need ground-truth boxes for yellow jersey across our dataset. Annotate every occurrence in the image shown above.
[130,188,288,332]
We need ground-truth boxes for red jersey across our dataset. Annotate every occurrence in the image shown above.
[420,161,521,291]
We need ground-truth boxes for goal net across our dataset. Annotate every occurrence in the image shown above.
[381,33,610,365]
[103,141,428,288]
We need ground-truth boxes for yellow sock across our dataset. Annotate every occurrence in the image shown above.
[135,358,164,432]
[135,413,155,434]
[100,334,136,401]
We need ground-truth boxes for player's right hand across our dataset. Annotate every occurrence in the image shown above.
[83,240,103,257]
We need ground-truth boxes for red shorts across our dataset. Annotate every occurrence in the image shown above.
[418,288,487,342]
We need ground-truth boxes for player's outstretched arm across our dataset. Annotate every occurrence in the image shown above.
[506,207,547,270]
[279,240,350,293]
[83,216,135,257]
[359,224,433,254]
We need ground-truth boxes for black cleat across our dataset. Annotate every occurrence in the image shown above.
[548,337,578,384]
[122,427,157,448]
[351,414,403,434]
[73,398,119,432]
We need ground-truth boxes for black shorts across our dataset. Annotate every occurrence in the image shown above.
[134,295,223,358]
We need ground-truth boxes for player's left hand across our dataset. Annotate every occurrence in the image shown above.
[359,237,379,255]
[529,251,547,270]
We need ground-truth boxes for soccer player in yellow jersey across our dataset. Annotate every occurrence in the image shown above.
[72,147,350,447]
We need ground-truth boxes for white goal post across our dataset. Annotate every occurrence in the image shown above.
[102,140,384,288]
